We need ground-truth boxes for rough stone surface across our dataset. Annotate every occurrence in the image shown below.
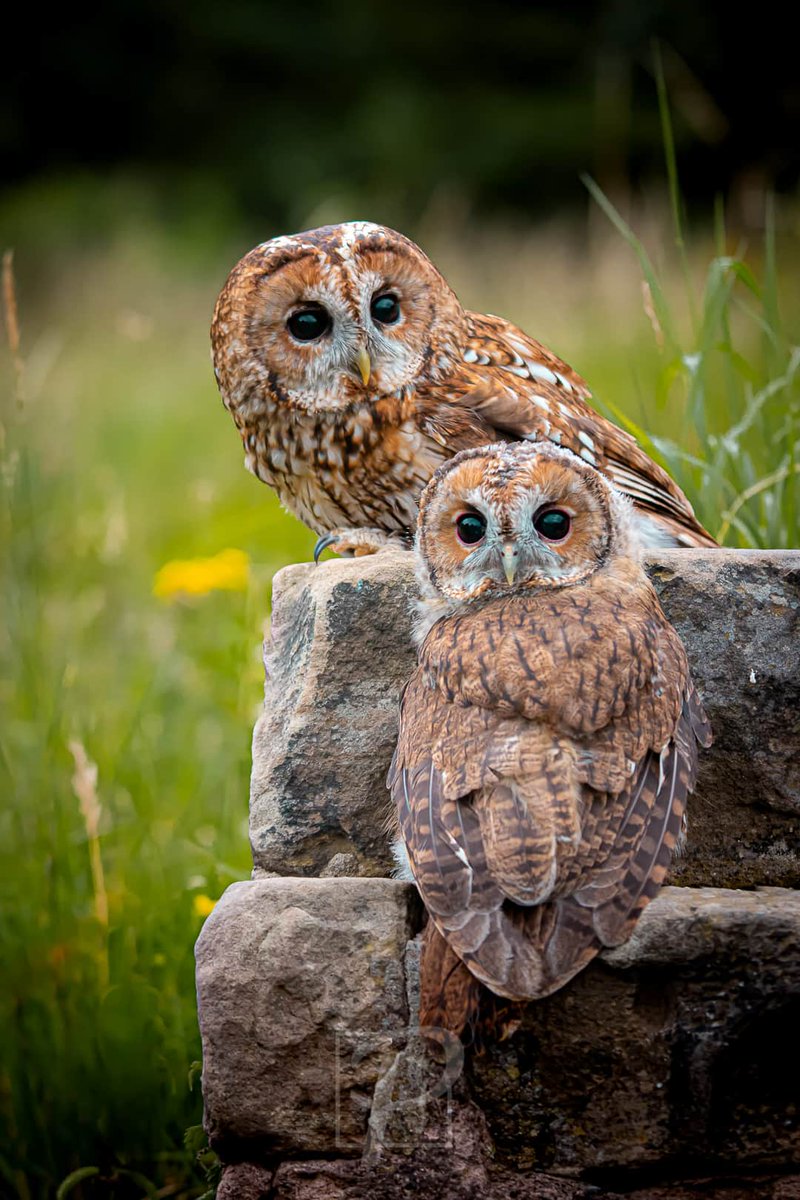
[269,1104,599,1198]
[231,1150,800,1200]
[197,882,800,1174]
[251,548,417,878]
[195,877,420,1155]
[252,548,800,886]
[646,551,800,887]
[199,548,800,1194]
[473,886,800,1174]
[216,1161,274,1199]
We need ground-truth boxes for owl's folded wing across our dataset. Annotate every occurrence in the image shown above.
[418,311,715,547]
[390,653,711,1018]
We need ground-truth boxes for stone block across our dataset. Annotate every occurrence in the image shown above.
[251,548,800,886]
[472,886,800,1174]
[195,876,419,1155]
[646,551,800,887]
[250,548,417,878]
[197,881,800,1175]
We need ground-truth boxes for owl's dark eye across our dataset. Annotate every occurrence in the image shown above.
[370,292,401,325]
[287,304,331,342]
[534,508,571,541]
[455,511,487,546]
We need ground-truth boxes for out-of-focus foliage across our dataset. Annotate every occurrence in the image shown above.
[2,0,799,228]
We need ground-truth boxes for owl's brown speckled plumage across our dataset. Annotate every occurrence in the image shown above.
[389,443,711,1040]
[211,222,716,553]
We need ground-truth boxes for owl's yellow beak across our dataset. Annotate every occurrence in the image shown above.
[354,346,371,387]
[502,543,518,586]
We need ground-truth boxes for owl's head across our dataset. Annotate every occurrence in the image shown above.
[211,221,467,414]
[416,441,639,606]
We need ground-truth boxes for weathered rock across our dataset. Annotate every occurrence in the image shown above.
[195,877,420,1155]
[269,1103,595,1198]
[251,548,800,886]
[473,886,800,1174]
[237,1152,800,1200]
[251,548,417,878]
[646,550,800,887]
[216,1161,273,1200]
[197,881,800,1175]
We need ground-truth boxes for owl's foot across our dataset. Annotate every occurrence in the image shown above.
[313,527,410,563]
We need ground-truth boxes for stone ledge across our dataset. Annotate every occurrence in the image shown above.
[196,880,800,1172]
[251,548,800,886]
[218,1158,800,1200]
[474,885,800,1173]
[196,877,420,1155]
[251,547,417,879]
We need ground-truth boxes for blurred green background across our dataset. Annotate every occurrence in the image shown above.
[1,3,798,1197]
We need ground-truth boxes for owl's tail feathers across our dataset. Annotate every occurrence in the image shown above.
[420,920,480,1041]
[419,920,524,1051]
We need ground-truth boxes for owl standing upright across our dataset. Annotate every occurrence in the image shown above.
[211,221,716,557]
[389,442,711,1038]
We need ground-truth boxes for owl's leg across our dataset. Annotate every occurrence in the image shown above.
[313,527,411,563]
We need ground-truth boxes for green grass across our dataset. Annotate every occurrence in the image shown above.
[0,185,797,1198]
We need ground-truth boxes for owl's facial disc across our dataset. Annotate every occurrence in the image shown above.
[438,497,584,599]
[228,223,467,413]
[417,442,630,604]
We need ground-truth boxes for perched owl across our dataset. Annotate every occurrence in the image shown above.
[211,222,716,558]
[388,442,711,1039]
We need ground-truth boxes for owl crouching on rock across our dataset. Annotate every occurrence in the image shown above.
[211,221,716,557]
[389,442,711,1040]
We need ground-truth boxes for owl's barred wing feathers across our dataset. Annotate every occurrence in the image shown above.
[420,312,715,548]
[390,581,711,1034]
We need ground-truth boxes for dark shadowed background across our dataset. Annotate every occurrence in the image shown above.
[4,0,800,232]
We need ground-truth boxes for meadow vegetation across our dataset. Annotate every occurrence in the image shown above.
[0,181,798,1197]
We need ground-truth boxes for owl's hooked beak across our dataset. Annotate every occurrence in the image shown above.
[354,346,371,387]
[502,543,518,586]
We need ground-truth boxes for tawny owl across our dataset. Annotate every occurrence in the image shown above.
[210,222,716,558]
[388,442,711,1039]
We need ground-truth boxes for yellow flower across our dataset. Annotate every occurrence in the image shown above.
[153,548,250,599]
[193,894,217,919]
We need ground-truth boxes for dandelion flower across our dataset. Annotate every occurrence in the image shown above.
[193,894,217,919]
[153,548,250,599]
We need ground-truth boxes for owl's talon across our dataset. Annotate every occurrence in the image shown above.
[313,527,406,562]
[313,533,339,564]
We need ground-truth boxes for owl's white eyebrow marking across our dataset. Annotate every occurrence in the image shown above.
[577,430,595,451]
